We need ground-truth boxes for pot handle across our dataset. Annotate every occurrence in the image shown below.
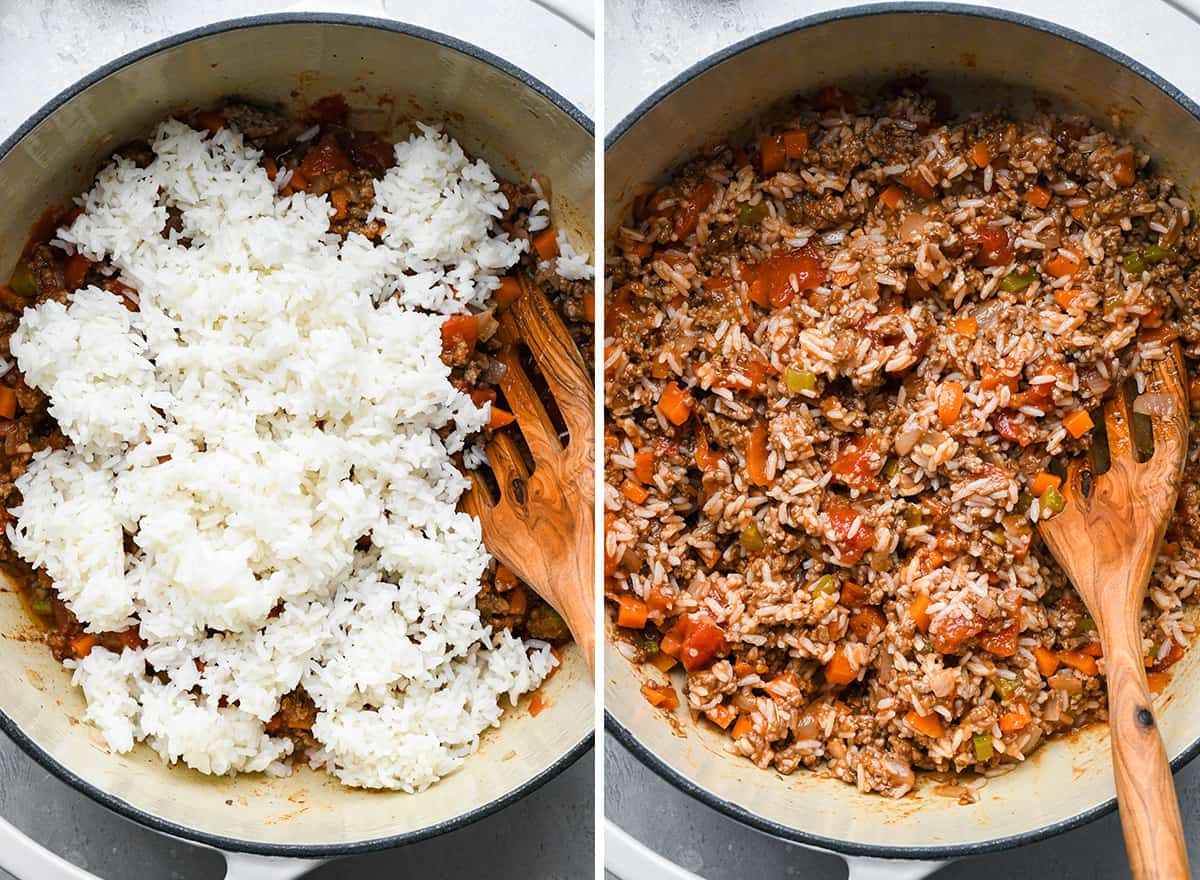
[221,852,326,880]
[0,815,101,880]
[843,855,947,880]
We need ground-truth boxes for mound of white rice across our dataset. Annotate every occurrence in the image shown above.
[6,118,582,790]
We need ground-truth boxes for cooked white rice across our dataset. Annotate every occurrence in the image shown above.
[7,119,560,790]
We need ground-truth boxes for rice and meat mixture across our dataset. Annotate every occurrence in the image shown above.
[604,85,1200,799]
[0,96,591,790]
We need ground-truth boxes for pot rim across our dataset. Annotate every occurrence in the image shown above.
[0,10,593,859]
[603,0,1200,861]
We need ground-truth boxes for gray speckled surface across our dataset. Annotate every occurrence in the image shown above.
[603,0,1200,877]
[0,1,594,878]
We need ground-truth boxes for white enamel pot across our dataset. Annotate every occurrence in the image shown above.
[604,3,1200,876]
[0,12,594,879]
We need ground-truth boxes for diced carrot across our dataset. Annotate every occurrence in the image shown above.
[649,652,678,672]
[618,595,649,629]
[1063,410,1094,439]
[0,387,16,420]
[620,478,649,505]
[64,252,90,290]
[507,585,527,616]
[532,227,559,261]
[999,701,1032,733]
[263,157,278,180]
[1054,288,1085,311]
[760,133,786,174]
[1046,247,1083,278]
[1142,325,1179,344]
[1113,146,1135,187]
[583,290,595,323]
[950,316,977,337]
[1023,185,1052,209]
[763,673,800,701]
[1147,671,1170,694]
[981,365,1019,393]
[1080,641,1104,658]
[488,406,516,429]
[195,110,225,135]
[909,593,931,632]
[70,633,98,659]
[1142,305,1164,329]
[1059,650,1098,676]
[840,581,869,608]
[646,587,672,616]
[746,423,770,487]
[659,631,683,658]
[1069,200,1089,221]
[782,129,809,159]
[970,141,992,168]
[495,276,523,309]
[330,188,349,220]
[902,170,936,201]
[1029,472,1062,497]
[695,426,723,472]
[904,709,946,738]
[879,185,905,210]
[1033,646,1061,676]
[657,382,693,426]
[849,606,886,641]
[1190,377,1200,410]
[641,682,679,710]
[731,715,755,739]
[705,702,738,729]
[286,169,309,194]
[494,564,519,591]
[824,648,857,685]
[937,381,964,428]
[634,451,655,484]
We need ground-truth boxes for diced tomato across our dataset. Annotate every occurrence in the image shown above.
[705,702,737,729]
[994,411,1033,446]
[826,504,875,564]
[673,179,718,240]
[931,612,983,654]
[908,593,932,632]
[829,434,888,491]
[981,365,1019,393]
[782,129,809,159]
[901,170,936,201]
[641,682,680,710]
[979,619,1019,657]
[745,247,826,309]
[300,135,352,179]
[695,426,723,472]
[64,252,90,290]
[646,587,673,616]
[745,423,770,487]
[814,86,855,112]
[999,701,1032,733]
[681,618,727,672]
[969,226,1014,267]
[440,314,479,355]
[195,110,225,135]
[0,387,16,420]
[347,132,396,174]
[311,94,349,124]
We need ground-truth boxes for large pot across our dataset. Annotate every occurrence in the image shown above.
[0,11,594,878]
[604,2,1200,873]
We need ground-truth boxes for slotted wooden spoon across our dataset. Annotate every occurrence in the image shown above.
[1038,341,1191,880]
[461,275,595,673]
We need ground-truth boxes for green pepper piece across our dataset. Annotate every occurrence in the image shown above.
[881,458,900,479]
[1142,244,1175,264]
[1074,615,1097,635]
[973,731,994,761]
[810,574,837,595]
[737,202,769,226]
[1015,491,1035,514]
[784,366,817,393]
[9,263,35,298]
[993,677,1018,699]
[739,523,764,552]
[1039,485,1065,514]
[1041,586,1064,607]
[903,504,923,528]
[1000,271,1037,292]
[30,595,52,616]
[1122,252,1146,274]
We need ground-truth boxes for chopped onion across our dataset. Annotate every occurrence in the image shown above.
[894,426,922,456]
[901,213,930,241]
[1132,392,1175,418]
[476,307,500,343]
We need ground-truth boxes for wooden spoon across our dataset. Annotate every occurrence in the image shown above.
[1038,341,1190,880]
[460,275,595,673]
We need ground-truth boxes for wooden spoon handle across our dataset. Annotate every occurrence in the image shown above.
[1105,613,1190,879]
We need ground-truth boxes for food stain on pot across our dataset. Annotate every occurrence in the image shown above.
[24,668,42,691]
